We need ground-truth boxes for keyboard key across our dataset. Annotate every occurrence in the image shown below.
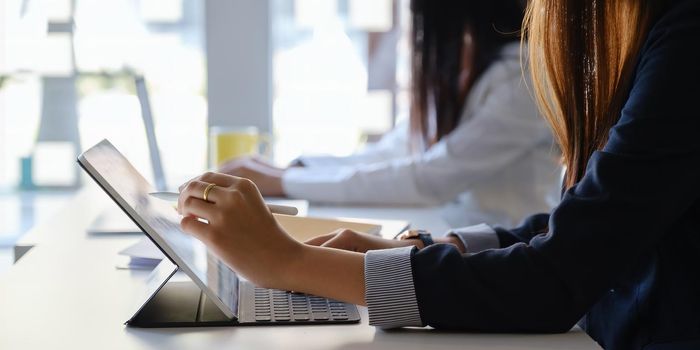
[312,312,330,320]
[294,313,310,321]
[252,288,355,323]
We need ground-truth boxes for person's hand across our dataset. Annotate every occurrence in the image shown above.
[177,172,303,289]
[305,229,422,253]
[306,229,468,254]
[218,156,286,197]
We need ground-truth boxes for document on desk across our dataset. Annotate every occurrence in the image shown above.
[119,237,164,260]
[117,238,164,269]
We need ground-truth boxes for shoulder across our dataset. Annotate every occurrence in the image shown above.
[447,42,548,139]
[464,41,534,112]
[474,42,526,91]
[606,0,700,154]
[648,0,700,36]
[637,0,700,68]
[627,0,700,108]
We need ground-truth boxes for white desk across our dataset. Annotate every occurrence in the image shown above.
[0,184,601,350]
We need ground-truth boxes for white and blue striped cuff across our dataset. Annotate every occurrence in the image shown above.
[447,223,500,253]
[364,246,423,329]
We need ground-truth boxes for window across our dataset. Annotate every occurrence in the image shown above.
[271,0,406,165]
[0,0,206,191]
[0,0,204,247]
[0,0,413,245]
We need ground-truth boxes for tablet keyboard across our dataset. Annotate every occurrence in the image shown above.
[253,288,350,322]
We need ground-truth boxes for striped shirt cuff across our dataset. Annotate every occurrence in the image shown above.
[447,223,500,253]
[364,246,423,329]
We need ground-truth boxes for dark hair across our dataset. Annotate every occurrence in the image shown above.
[409,0,526,150]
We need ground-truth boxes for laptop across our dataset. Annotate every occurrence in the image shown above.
[87,76,167,235]
[78,139,360,327]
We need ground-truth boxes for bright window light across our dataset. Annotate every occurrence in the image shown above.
[140,0,183,23]
[1,5,7,73]
[45,0,73,22]
[349,0,393,32]
[0,77,42,189]
[0,107,5,188]
[294,0,337,28]
[272,0,401,165]
[32,141,76,187]
[0,0,206,191]
[5,33,73,76]
[356,90,394,133]
[37,33,73,75]
[0,196,20,245]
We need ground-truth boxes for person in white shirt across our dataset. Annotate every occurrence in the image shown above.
[220,0,562,228]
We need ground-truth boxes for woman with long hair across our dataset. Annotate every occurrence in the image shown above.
[178,0,700,348]
[219,0,561,228]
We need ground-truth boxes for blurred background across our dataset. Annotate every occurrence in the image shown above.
[0,0,411,270]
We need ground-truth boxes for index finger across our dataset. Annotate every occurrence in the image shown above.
[178,180,225,214]
[178,172,243,192]
[304,229,344,246]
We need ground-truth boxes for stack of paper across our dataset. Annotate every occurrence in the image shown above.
[116,238,164,270]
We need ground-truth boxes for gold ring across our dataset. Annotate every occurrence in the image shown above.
[203,183,217,202]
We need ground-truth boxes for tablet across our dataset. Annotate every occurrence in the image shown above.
[78,139,238,319]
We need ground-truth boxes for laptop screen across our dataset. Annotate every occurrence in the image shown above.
[78,139,239,319]
[135,76,168,192]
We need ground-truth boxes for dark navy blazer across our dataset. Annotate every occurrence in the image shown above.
[410,1,700,349]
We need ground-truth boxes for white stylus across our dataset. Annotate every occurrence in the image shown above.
[149,191,299,216]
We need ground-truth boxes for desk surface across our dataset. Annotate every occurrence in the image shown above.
[0,184,601,350]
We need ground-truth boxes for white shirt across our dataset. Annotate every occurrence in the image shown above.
[282,43,562,228]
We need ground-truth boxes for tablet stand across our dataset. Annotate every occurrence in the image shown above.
[126,259,235,327]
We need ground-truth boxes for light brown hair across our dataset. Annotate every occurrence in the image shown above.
[523,0,668,188]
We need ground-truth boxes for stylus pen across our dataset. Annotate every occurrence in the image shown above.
[149,192,299,216]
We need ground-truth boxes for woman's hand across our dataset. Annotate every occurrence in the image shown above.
[177,172,368,305]
[217,156,286,197]
[305,229,422,253]
[306,229,468,254]
[177,172,301,289]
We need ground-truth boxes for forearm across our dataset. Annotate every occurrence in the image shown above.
[269,234,460,309]
[282,245,367,306]
[282,162,439,205]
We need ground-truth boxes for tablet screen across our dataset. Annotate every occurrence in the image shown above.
[78,139,238,319]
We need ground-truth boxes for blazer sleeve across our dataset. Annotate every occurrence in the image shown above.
[492,213,551,247]
[409,15,700,332]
